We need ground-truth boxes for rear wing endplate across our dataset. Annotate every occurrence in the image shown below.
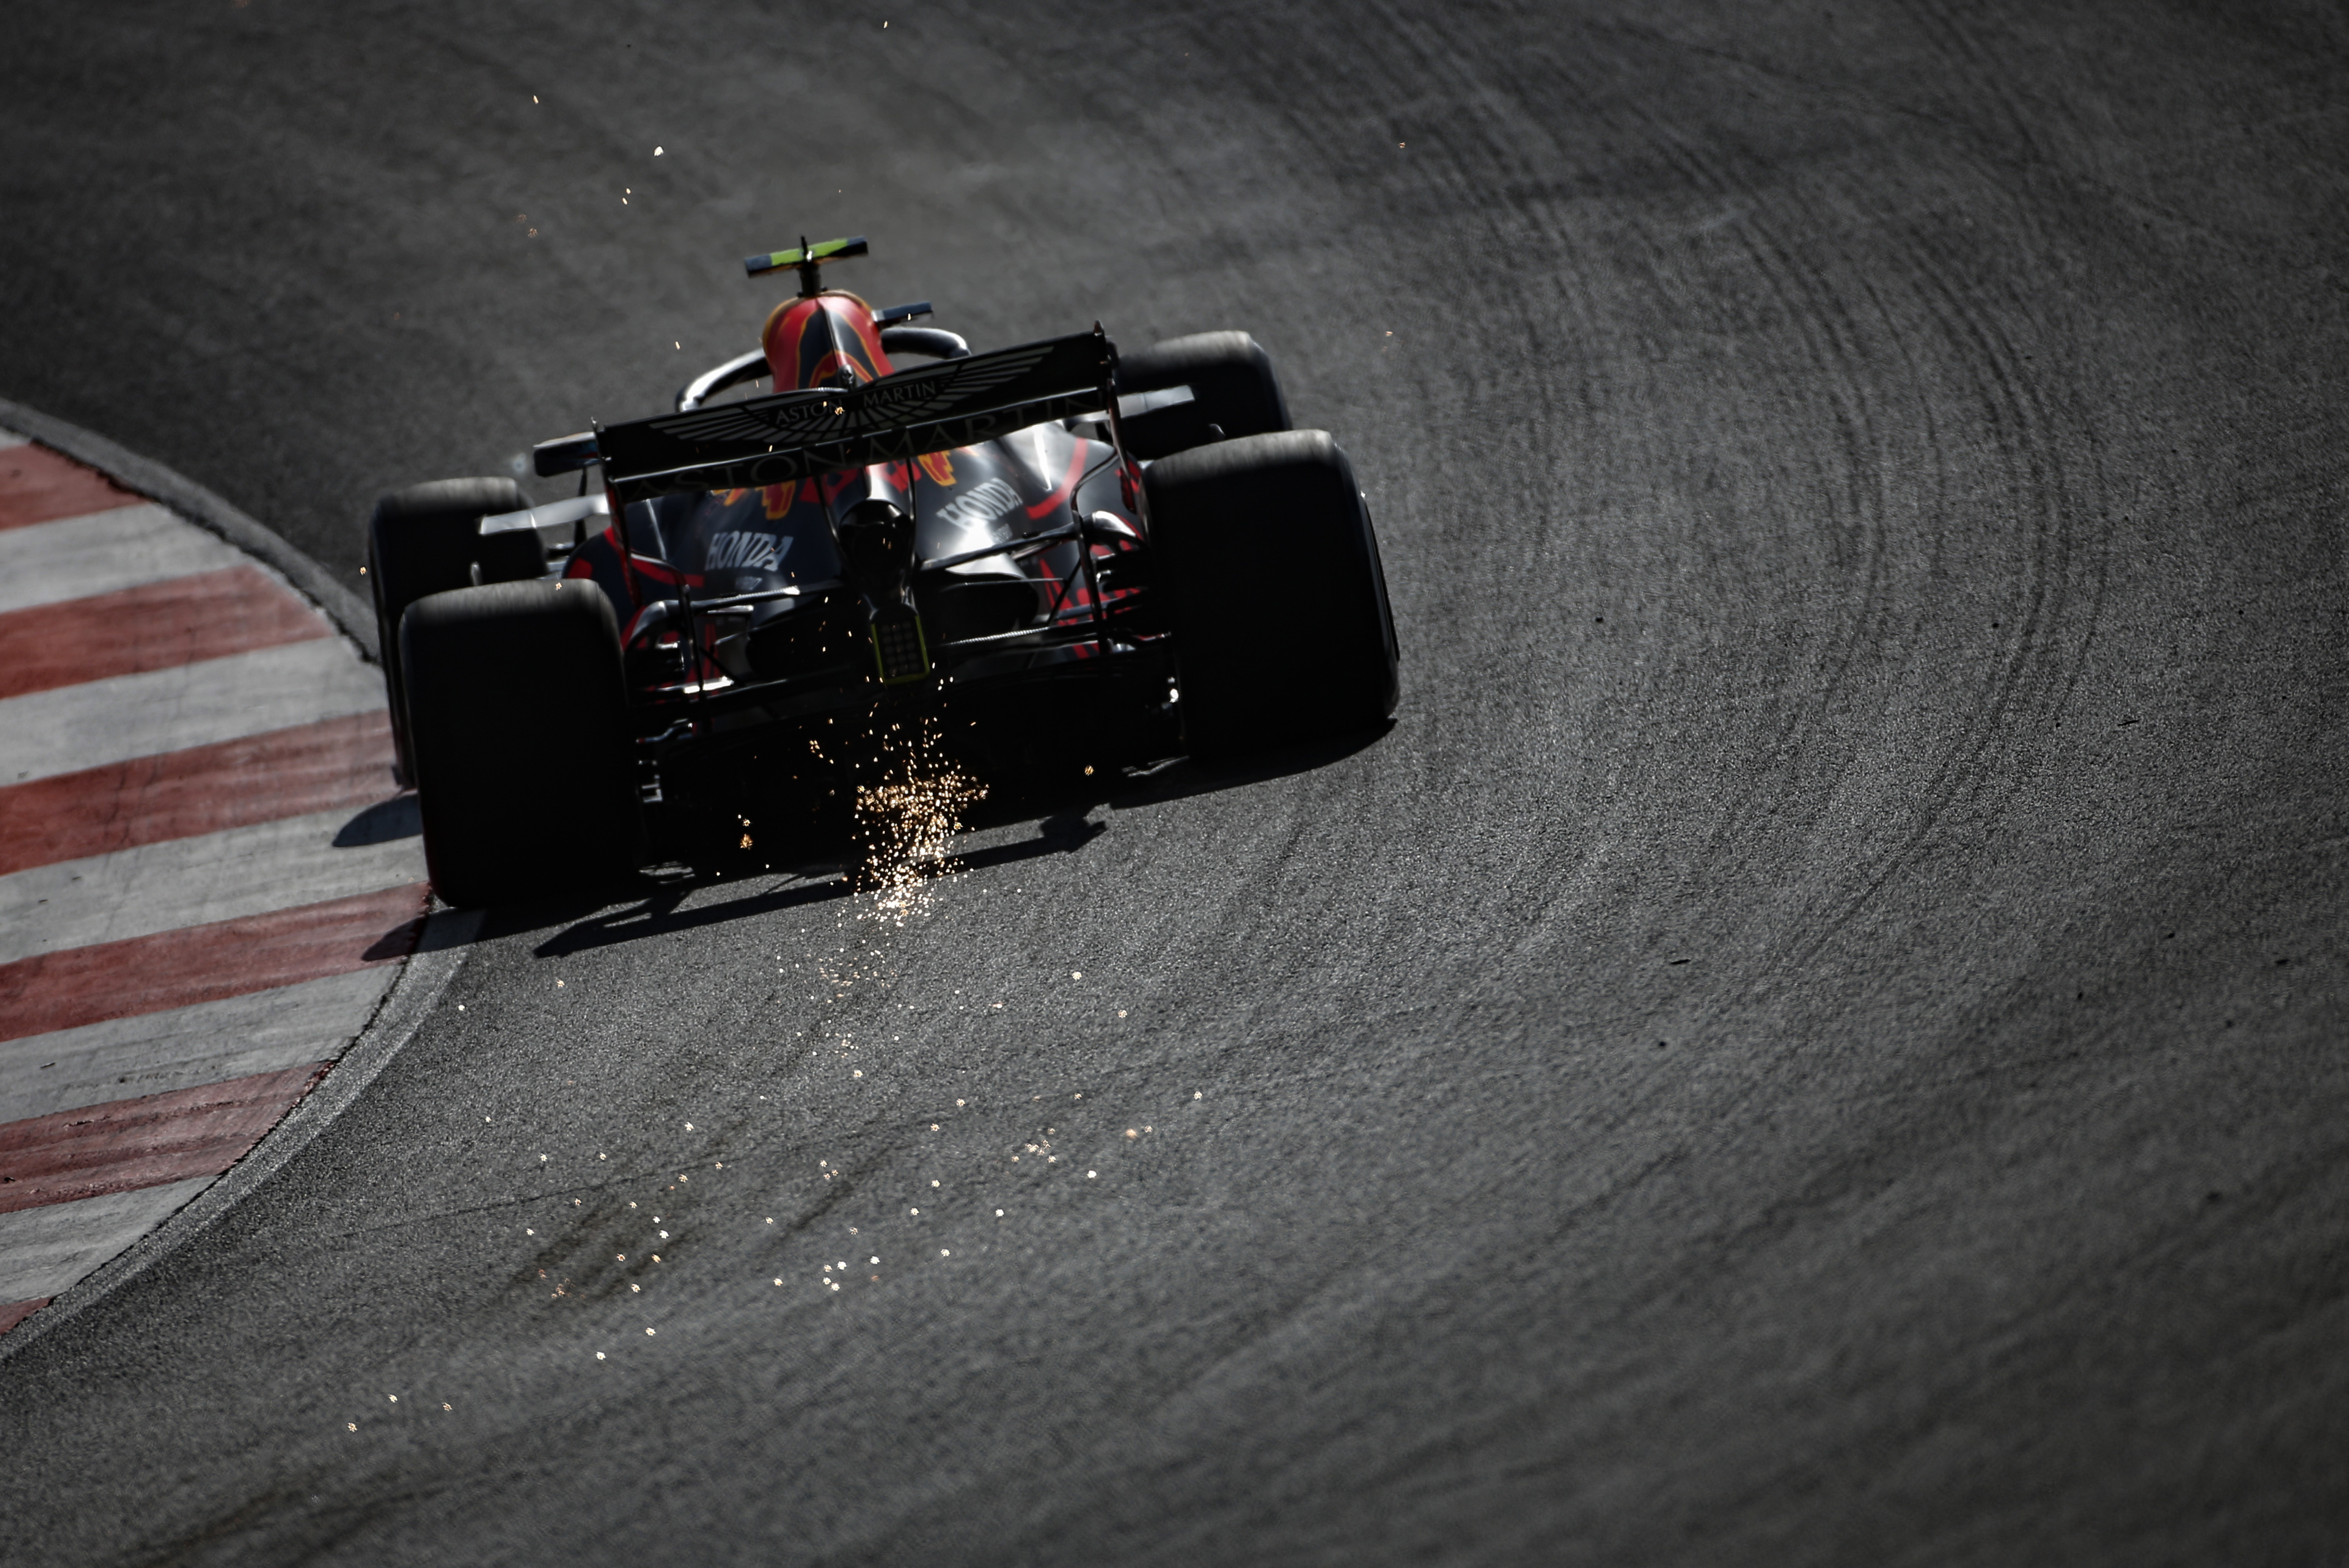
[595,328,1116,504]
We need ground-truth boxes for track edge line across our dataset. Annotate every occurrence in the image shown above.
[0,906,482,1364]
[0,395,374,655]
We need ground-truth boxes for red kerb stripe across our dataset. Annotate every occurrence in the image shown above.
[0,710,397,877]
[0,564,331,700]
[0,1062,329,1214]
[0,1298,50,1336]
[0,444,144,531]
[0,883,429,1044]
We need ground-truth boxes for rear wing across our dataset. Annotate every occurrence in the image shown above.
[595,328,1116,505]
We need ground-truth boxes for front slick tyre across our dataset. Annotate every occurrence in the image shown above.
[400,579,642,907]
[1145,429,1400,757]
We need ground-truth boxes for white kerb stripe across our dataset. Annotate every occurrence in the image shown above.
[0,504,248,615]
[0,805,426,964]
[0,1177,215,1301]
[0,432,29,452]
[0,969,394,1125]
[0,638,385,786]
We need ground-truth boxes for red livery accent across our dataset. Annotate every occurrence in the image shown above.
[762,292,897,391]
[1026,438,1090,521]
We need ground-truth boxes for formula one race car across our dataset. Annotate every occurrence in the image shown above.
[366,236,1398,905]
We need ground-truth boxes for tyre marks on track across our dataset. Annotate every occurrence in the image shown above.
[1259,6,1917,981]
[0,430,429,1336]
[1683,12,2116,1007]
[1170,6,2113,1048]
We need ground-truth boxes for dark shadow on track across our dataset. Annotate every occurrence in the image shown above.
[525,810,1114,960]
[333,793,421,847]
[955,721,1394,828]
[503,724,1391,960]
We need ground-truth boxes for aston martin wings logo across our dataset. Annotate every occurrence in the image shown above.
[633,337,1085,456]
[849,340,1061,425]
[596,331,1113,500]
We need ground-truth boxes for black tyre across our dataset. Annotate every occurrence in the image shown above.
[1143,429,1399,756]
[368,477,541,782]
[399,579,642,907]
[1114,331,1289,460]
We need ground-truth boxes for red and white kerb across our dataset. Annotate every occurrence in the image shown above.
[0,432,429,1336]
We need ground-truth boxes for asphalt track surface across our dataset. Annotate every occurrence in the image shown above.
[5,3,2347,1563]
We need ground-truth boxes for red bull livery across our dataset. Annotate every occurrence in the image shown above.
[364,235,1399,905]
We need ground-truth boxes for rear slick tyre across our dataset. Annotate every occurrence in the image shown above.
[1114,331,1289,460]
[399,578,642,907]
[1143,429,1399,757]
[368,476,534,785]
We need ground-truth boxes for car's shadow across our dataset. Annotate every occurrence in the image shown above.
[335,793,421,847]
[463,722,1390,960]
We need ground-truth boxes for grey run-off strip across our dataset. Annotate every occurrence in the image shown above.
[0,504,251,615]
[0,637,386,785]
[0,968,395,1124]
[0,1177,216,1302]
[0,805,423,965]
